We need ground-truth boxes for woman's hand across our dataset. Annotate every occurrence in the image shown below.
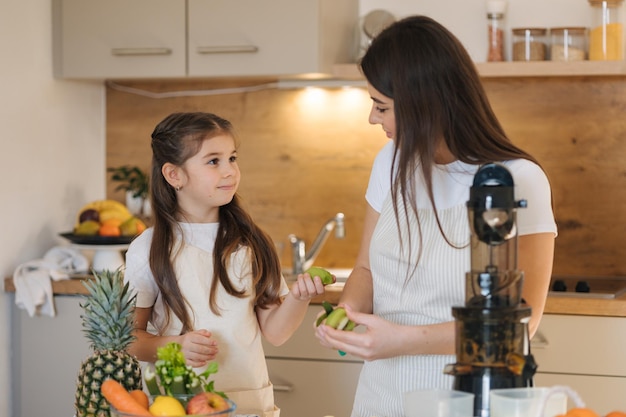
[178,329,218,368]
[289,273,326,301]
[315,304,405,361]
[315,305,456,360]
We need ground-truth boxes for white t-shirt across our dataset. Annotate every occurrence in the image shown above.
[125,222,289,416]
[352,140,557,417]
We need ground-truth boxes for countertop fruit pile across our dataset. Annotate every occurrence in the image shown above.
[74,199,146,237]
[101,342,231,416]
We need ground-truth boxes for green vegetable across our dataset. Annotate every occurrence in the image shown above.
[147,342,227,398]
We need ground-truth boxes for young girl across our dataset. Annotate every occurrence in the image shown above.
[125,112,326,417]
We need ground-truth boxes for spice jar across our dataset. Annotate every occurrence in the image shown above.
[486,0,507,62]
[512,28,548,61]
[550,27,588,61]
[588,0,624,60]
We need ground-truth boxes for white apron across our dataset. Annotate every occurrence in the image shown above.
[152,243,280,417]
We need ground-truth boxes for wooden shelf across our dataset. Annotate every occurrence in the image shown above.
[333,60,626,79]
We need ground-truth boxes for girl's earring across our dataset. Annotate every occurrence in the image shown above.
[175,185,181,192]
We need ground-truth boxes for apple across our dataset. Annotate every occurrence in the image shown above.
[186,392,230,415]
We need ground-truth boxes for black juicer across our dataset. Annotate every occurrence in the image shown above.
[444,163,537,417]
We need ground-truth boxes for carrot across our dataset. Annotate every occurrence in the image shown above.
[101,379,152,416]
[129,389,149,410]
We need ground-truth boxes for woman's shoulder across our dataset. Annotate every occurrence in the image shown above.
[502,159,549,184]
[503,158,544,173]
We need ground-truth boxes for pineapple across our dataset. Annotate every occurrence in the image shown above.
[74,269,142,417]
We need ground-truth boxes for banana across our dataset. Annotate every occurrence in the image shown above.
[75,199,132,226]
[99,208,132,223]
[305,266,336,285]
[315,302,356,331]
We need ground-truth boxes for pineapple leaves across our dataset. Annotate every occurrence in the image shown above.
[74,268,142,417]
[80,269,137,351]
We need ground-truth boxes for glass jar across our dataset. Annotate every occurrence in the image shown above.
[550,27,588,61]
[486,0,507,62]
[588,0,624,60]
[512,28,548,61]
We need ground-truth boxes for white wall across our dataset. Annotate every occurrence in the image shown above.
[0,1,105,416]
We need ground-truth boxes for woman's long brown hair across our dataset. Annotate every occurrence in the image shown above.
[360,16,539,265]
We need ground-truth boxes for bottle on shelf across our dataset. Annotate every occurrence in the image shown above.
[588,0,624,60]
[512,27,548,61]
[486,0,507,61]
[550,27,588,61]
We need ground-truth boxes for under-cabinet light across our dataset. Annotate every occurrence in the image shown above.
[277,79,366,90]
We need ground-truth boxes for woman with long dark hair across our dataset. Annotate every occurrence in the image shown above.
[315,16,556,417]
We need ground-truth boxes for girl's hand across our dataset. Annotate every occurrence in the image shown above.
[314,304,404,361]
[179,329,218,367]
[289,273,326,301]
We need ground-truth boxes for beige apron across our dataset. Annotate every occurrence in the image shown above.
[153,243,280,417]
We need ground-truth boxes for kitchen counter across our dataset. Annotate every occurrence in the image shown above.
[5,276,626,317]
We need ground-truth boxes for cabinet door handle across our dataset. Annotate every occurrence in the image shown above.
[272,384,293,392]
[111,47,172,56]
[530,331,549,349]
[196,45,259,54]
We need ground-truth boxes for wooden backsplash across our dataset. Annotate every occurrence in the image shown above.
[106,76,626,277]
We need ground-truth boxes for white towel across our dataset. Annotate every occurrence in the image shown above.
[13,246,89,317]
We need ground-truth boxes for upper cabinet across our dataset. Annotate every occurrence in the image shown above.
[52,0,187,79]
[52,0,359,80]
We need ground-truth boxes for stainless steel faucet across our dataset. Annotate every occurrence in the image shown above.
[288,212,345,275]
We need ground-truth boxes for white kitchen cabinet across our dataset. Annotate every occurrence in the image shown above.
[52,0,358,80]
[52,0,187,79]
[263,305,363,417]
[532,314,626,415]
[267,359,362,417]
[10,294,91,417]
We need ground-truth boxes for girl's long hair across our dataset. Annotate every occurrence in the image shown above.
[149,112,282,333]
[360,15,539,264]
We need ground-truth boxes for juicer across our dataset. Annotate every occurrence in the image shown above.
[444,163,537,417]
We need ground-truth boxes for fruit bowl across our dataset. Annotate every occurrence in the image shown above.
[60,232,136,245]
[109,394,236,417]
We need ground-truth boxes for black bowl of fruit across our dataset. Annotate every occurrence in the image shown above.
[62,199,146,245]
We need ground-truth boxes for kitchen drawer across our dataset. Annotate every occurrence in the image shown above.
[267,358,362,417]
[531,314,626,376]
[263,306,364,362]
[535,373,626,415]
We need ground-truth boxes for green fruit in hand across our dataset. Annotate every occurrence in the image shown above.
[305,266,336,285]
[323,307,355,331]
[321,301,334,315]
[74,220,100,236]
[315,301,336,327]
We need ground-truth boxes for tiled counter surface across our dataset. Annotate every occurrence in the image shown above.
[5,276,626,317]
